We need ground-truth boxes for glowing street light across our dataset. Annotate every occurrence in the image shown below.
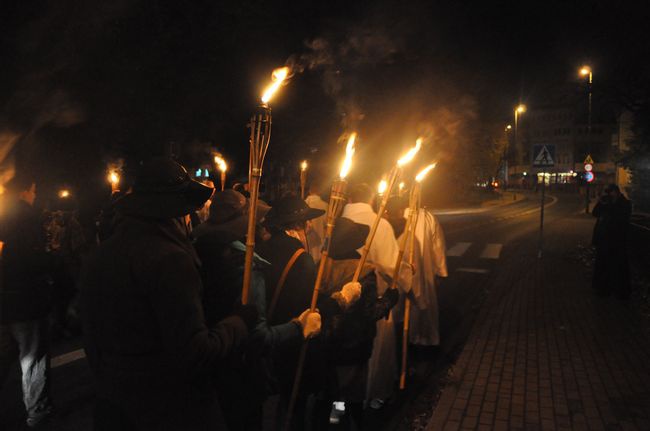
[58,189,71,199]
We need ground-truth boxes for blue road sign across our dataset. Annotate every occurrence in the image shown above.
[532,144,556,168]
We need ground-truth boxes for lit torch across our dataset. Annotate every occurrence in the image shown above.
[377,179,388,196]
[214,155,227,191]
[285,132,357,429]
[351,138,423,283]
[242,66,291,304]
[261,66,290,105]
[108,170,120,193]
[300,160,308,199]
[397,162,436,390]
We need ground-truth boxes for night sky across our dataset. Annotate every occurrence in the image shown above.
[1,0,648,204]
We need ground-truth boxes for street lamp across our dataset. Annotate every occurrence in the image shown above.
[579,65,593,213]
[504,124,513,188]
[579,66,593,133]
[514,104,526,178]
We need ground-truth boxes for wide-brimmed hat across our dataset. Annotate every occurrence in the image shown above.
[194,189,270,240]
[114,157,214,219]
[329,217,369,260]
[263,196,325,229]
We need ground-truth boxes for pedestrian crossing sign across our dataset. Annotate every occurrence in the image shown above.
[584,154,594,164]
[532,144,555,167]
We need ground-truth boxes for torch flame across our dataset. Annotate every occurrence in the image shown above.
[415,162,437,182]
[339,132,356,179]
[301,160,308,171]
[261,66,290,104]
[397,138,423,166]
[108,171,120,185]
[214,155,227,172]
[378,179,388,195]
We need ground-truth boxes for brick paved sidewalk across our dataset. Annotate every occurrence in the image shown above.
[426,216,650,431]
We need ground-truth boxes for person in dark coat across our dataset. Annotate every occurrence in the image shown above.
[256,196,327,430]
[79,158,257,431]
[0,175,56,428]
[592,184,632,299]
[314,217,399,430]
[193,190,321,430]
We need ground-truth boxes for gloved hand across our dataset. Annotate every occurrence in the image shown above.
[233,304,259,331]
[333,281,362,309]
[295,309,321,339]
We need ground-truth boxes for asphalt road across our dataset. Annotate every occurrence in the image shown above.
[0,191,586,431]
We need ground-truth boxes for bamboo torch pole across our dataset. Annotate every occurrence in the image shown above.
[351,138,423,283]
[242,107,271,304]
[242,66,290,304]
[400,186,421,390]
[284,133,356,430]
[398,162,436,389]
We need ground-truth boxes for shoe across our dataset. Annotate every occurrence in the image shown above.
[369,398,385,410]
[329,402,345,424]
[26,405,53,428]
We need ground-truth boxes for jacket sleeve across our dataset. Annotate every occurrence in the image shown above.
[249,270,301,352]
[150,252,248,374]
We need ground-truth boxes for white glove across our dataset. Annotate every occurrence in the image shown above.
[332,281,362,309]
[296,309,321,339]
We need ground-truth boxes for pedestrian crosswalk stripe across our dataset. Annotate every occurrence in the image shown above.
[480,243,503,259]
[447,242,472,257]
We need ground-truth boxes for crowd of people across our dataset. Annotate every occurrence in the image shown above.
[0,157,448,430]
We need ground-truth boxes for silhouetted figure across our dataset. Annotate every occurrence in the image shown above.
[592,184,631,299]
[0,175,55,428]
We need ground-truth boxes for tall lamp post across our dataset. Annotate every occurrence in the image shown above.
[504,124,512,189]
[514,104,526,190]
[580,66,593,213]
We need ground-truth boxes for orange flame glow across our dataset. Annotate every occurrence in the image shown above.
[397,138,423,166]
[339,132,357,179]
[261,67,290,104]
[214,155,227,172]
[378,179,388,195]
[415,162,437,182]
[301,160,308,171]
[108,171,120,185]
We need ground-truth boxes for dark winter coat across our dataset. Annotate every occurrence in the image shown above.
[0,199,55,323]
[195,231,302,429]
[80,215,248,427]
[320,260,394,365]
[592,195,631,249]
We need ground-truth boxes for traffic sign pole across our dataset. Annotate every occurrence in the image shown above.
[538,172,546,259]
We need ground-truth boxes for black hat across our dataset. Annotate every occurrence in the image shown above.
[329,217,369,260]
[263,196,325,229]
[114,157,214,219]
[193,189,270,240]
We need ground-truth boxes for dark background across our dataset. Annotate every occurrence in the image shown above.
[1,0,648,209]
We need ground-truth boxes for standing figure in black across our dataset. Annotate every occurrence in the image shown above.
[0,175,55,428]
[592,184,632,299]
[80,158,256,430]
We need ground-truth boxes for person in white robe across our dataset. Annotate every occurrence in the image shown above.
[341,183,400,405]
[402,207,448,346]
